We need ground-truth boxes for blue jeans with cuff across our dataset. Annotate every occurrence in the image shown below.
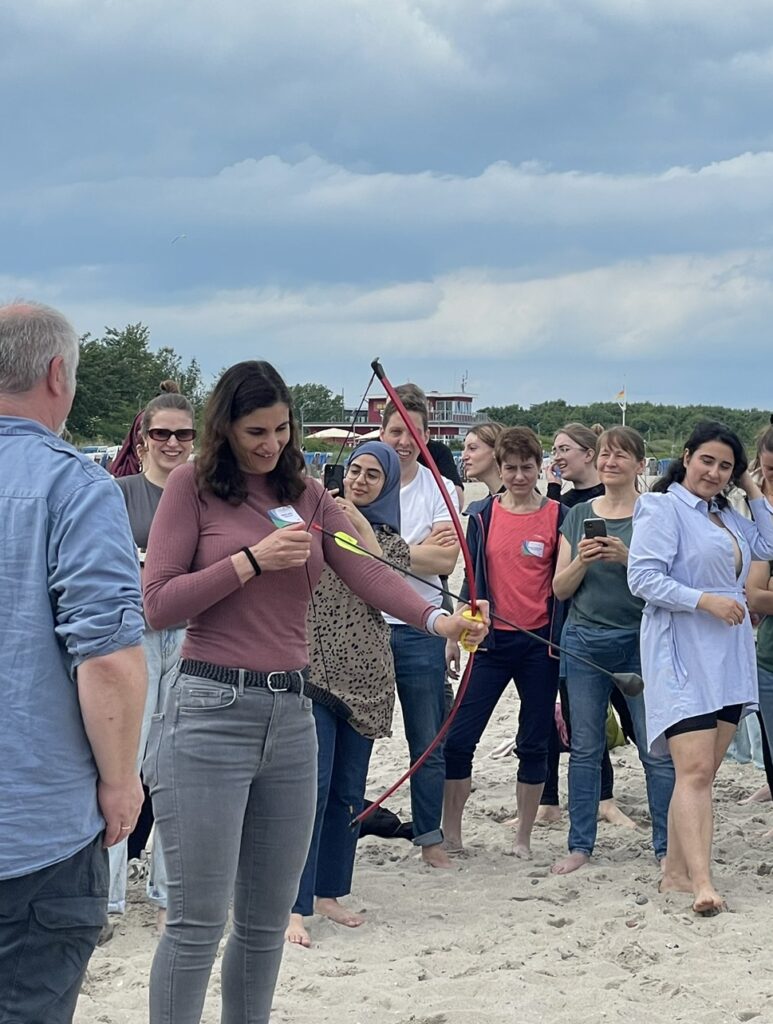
[391,625,447,845]
[563,624,674,860]
[293,702,374,916]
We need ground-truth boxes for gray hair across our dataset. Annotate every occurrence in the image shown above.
[0,301,79,393]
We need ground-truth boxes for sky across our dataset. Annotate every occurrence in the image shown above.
[2,0,773,412]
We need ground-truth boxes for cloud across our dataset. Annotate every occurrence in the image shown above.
[2,0,773,412]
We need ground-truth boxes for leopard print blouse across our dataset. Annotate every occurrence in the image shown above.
[305,527,410,739]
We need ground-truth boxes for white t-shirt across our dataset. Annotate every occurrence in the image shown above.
[385,463,460,626]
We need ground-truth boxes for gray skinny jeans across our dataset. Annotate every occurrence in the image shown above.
[144,669,317,1024]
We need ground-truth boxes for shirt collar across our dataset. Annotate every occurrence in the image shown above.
[668,481,720,515]
[0,415,57,438]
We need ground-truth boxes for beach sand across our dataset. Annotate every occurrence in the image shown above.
[75,484,773,1024]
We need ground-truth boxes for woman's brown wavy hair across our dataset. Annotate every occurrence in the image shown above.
[195,360,306,505]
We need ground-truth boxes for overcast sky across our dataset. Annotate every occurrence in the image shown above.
[2,0,773,411]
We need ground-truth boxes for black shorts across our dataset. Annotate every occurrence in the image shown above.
[664,703,744,740]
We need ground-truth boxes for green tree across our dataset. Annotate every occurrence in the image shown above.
[69,323,206,443]
[479,400,770,453]
[288,383,345,423]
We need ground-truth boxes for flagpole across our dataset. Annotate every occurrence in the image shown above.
[616,387,627,426]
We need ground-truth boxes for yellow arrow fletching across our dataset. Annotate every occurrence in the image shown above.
[333,530,370,556]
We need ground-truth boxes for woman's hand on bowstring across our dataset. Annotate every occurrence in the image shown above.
[248,523,313,571]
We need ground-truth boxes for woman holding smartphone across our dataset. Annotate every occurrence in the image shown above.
[551,427,675,875]
[541,421,632,829]
[628,421,773,913]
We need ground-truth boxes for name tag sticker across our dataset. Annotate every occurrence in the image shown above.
[268,505,304,528]
[522,540,545,557]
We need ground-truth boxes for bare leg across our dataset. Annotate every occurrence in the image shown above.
[598,798,638,829]
[659,800,691,893]
[513,781,544,859]
[442,778,471,853]
[740,783,771,805]
[285,913,311,948]
[314,897,365,927]
[667,729,727,914]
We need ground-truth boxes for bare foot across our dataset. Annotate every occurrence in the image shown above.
[442,834,464,855]
[285,913,311,947]
[536,805,562,824]
[692,887,726,916]
[658,873,693,894]
[551,852,590,875]
[598,799,638,829]
[505,806,561,828]
[315,898,365,927]
[513,840,532,860]
[741,784,771,805]
[422,843,454,868]
[155,908,167,936]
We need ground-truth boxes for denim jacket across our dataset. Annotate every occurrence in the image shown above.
[460,494,567,654]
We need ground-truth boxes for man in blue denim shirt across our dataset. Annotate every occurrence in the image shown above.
[0,302,147,1024]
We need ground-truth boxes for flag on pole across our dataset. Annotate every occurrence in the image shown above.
[616,388,626,401]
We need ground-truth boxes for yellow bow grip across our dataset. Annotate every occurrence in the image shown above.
[459,608,484,653]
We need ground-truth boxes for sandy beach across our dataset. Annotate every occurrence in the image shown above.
[75,483,773,1024]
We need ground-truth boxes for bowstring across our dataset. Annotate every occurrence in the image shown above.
[302,370,377,700]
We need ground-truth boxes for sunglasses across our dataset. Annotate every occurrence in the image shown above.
[146,428,196,443]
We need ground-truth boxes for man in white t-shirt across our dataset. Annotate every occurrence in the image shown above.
[380,386,460,868]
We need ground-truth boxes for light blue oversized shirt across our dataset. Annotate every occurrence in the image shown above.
[0,416,144,879]
[628,482,773,755]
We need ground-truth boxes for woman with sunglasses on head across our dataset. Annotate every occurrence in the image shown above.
[107,384,196,925]
[285,441,408,949]
[141,361,488,1024]
[461,422,504,496]
[551,427,675,876]
[541,422,634,830]
[628,421,773,914]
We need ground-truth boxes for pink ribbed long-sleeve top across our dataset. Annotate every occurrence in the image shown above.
[143,462,434,673]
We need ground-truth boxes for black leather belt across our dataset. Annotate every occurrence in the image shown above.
[179,658,307,693]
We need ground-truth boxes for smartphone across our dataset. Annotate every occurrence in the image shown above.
[583,518,608,540]
[323,463,346,494]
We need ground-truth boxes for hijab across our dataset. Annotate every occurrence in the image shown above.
[345,441,401,534]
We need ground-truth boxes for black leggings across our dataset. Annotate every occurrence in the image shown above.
[664,703,743,740]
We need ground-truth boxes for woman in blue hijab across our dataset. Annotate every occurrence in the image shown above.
[286,442,408,948]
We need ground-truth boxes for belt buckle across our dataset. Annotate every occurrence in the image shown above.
[266,671,290,692]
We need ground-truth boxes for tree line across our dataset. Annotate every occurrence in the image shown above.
[68,324,770,456]
[480,399,771,456]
